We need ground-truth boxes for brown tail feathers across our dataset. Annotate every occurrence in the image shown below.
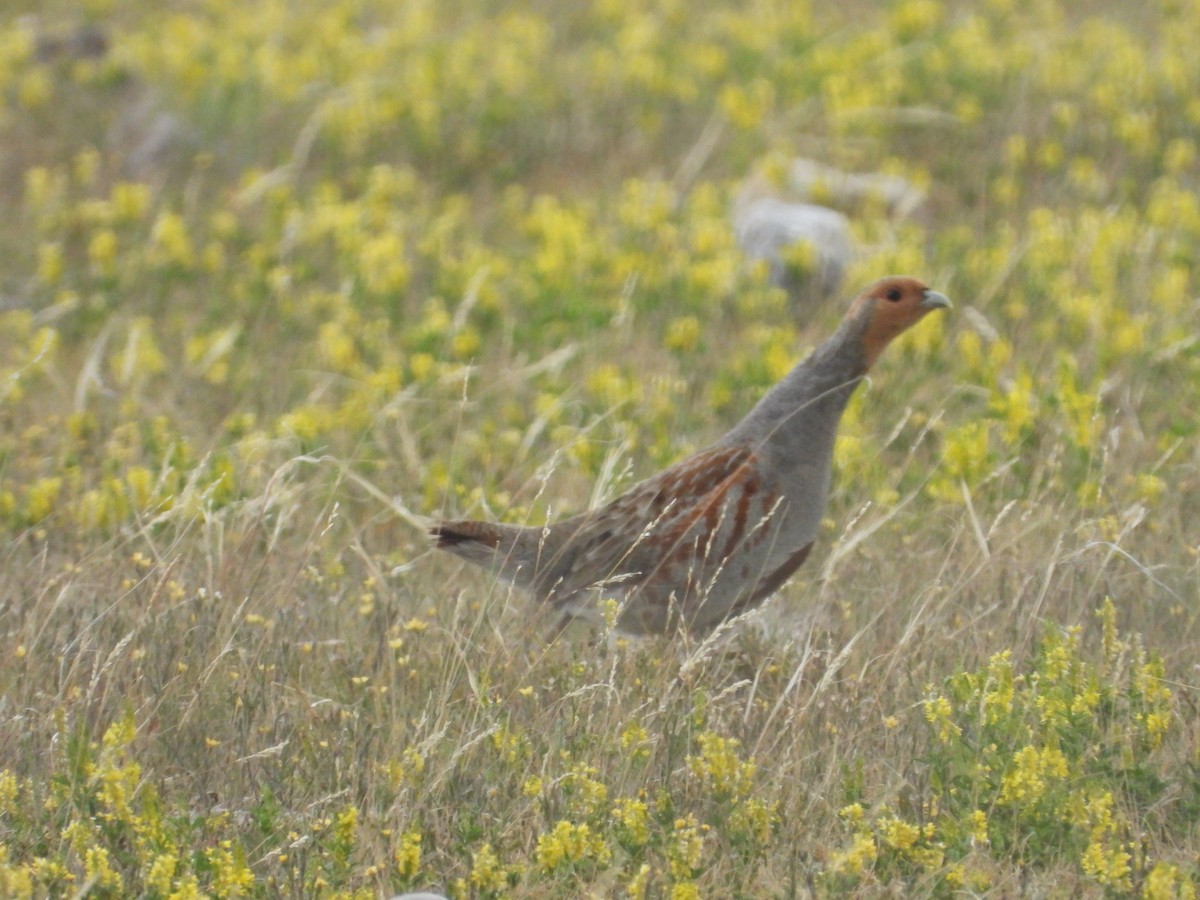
[430,520,501,550]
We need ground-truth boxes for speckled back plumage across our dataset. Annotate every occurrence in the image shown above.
[432,276,950,635]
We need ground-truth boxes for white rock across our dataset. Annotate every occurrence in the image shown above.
[733,198,853,304]
[786,158,925,219]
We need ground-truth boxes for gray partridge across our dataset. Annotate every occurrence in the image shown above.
[432,276,950,635]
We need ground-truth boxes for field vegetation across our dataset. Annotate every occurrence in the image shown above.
[0,0,1198,896]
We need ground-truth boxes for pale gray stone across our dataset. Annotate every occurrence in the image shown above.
[786,157,926,218]
[733,198,853,304]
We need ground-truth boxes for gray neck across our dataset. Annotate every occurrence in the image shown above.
[723,313,868,459]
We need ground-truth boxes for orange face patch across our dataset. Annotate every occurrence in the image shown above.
[853,277,939,369]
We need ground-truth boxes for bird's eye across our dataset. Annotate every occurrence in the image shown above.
[886,288,903,302]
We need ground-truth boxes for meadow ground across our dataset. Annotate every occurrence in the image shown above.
[1,0,1198,896]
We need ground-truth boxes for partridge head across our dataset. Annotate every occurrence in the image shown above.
[432,276,950,635]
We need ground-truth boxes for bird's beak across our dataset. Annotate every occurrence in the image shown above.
[920,290,952,310]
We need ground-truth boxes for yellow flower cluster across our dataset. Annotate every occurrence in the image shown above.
[1079,792,1132,891]
[830,829,877,877]
[394,830,422,879]
[611,797,650,848]
[469,842,510,894]
[910,602,1187,892]
[667,815,707,885]
[562,762,609,818]
[534,820,612,872]
[384,746,426,789]
[832,802,947,885]
[923,694,961,743]
[685,732,756,800]
[997,744,1069,806]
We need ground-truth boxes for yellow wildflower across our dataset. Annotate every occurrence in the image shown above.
[394,830,422,879]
